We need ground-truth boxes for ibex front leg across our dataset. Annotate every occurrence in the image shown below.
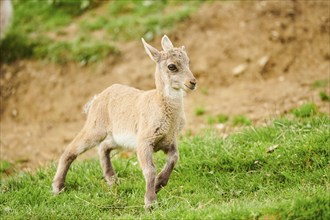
[155,144,179,193]
[137,141,157,210]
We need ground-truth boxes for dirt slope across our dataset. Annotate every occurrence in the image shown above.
[1,1,329,171]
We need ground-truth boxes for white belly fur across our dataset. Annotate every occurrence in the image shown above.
[113,133,137,149]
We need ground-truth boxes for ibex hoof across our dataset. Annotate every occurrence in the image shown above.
[144,200,158,211]
[52,182,64,195]
[105,176,119,187]
[144,193,157,211]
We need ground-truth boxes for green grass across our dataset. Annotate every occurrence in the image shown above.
[319,91,330,102]
[292,103,318,118]
[312,79,329,89]
[232,115,252,126]
[33,37,120,65]
[207,114,229,125]
[217,114,229,123]
[80,0,203,41]
[207,115,216,125]
[195,106,206,116]
[0,0,98,63]
[0,0,203,63]
[0,160,16,179]
[310,79,330,102]
[1,114,329,219]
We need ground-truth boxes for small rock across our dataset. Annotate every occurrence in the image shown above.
[267,144,279,153]
[3,206,12,212]
[216,123,225,130]
[258,56,269,67]
[271,30,280,40]
[11,109,18,117]
[232,63,248,76]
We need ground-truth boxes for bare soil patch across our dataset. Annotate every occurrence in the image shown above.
[1,1,329,171]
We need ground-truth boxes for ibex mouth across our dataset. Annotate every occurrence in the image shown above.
[185,84,196,90]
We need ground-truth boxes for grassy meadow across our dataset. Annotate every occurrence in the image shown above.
[1,109,329,219]
[0,0,202,64]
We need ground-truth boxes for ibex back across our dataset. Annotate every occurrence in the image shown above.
[52,35,197,209]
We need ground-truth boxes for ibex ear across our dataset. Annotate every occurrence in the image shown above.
[161,35,174,51]
[142,38,160,62]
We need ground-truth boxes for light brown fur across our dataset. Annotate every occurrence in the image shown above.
[52,35,196,209]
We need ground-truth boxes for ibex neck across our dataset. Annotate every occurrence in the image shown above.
[155,66,184,106]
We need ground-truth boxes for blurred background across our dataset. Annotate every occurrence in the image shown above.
[0,0,329,172]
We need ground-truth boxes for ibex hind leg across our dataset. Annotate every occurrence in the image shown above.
[98,136,118,186]
[52,128,106,194]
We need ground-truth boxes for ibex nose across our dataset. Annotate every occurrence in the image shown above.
[188,78,197,90]
[190,79,197,86]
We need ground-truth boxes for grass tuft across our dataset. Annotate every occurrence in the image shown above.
[0,160,15,179]
[319,91,330,102]
[207,115,216,125]
[311,79,329,89]
[217,114,229,123]
[195,106,206,116]
[0,32,36,63]
[207,114,229,125]
[292,103,318,118]
[232,115,251,126]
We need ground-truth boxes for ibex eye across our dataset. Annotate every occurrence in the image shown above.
[168,64,177,71]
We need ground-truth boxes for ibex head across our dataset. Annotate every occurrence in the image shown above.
[142,35,197,94]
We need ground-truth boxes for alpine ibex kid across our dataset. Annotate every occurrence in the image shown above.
[52,35,197,209]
